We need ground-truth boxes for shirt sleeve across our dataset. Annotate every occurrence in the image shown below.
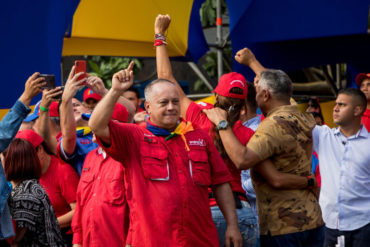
[12,193,43,232]
[95,121,142,166]
[204,133,232,185]
[185,102,212,132]
[246,119,282,161]
[58,160,79,204]
[312,125,325,154]
[71,184,83,245]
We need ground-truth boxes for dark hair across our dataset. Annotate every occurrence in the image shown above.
[246,82,257,111]
[126,87,141,99]
[311,112,324,125]
[338,88,367,114]
[214,87,245,158]
[3,138,42,182]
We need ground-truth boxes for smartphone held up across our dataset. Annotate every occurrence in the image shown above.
[74,60,87,84]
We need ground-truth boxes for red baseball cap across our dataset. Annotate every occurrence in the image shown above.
[49,102,59,118]
[214,72,248,99]
[83,88,102,102]
[112,103,128,123]
[15,130,44,148]
[355,73,370,86]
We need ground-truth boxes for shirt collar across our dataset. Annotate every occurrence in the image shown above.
[266,104,298,117]
[98,147,107,159]
[334,125,369,139]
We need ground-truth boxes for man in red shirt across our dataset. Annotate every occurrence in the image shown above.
[356,73,370,131]
[89,64,242,246]
[72,103,129,247]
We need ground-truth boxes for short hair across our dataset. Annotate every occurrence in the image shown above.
[144,78,176,102]
[246,82,257,111]
[126,87,141,99]
[3,138,42,182]
[338,88,367,114]
[259,69,293,101]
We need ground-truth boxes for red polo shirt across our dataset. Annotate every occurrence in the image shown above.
[186,102,254,206]
[72,147,129,247]
[39,155,79,218]
[96,121,231,247]
[362,109,370,132]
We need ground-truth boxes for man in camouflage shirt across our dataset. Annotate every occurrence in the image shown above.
[204,69,324,247]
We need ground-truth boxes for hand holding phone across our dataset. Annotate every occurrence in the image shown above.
[74,60,87,84]
[37,74,56,89]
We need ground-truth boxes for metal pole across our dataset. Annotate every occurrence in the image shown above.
[216,0,223,80]
[336,64,341,90]
[187,62,214,91]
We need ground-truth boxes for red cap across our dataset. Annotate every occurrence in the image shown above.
[83,88,102,102]
[355,73,370,86]
[15,130,44,148]
[112,103,128,123]
[214,72,248,99]
[49,102,59,118]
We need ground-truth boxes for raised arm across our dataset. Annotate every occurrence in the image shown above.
[155,14,192,117]
[60,67,86,155]
[235,48,266,77]
[89,64,134,144]
[0,72,44,153]
[36,87,63,155]
[85,71,136,123]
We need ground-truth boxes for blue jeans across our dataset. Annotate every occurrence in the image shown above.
[212,201,259,247]
[260,226,324,247]
[324,223,370,247]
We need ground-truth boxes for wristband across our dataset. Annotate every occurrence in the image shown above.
[39,106,49,112]
[154,39,167,47]
[306,176,315,190]
[155,33,166,41]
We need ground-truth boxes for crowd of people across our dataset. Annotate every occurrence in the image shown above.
[0,14,369,247]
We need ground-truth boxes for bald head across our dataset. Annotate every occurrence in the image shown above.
[144,79,178,102]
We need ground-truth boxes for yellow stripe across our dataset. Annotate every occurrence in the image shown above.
[63,0,193,57]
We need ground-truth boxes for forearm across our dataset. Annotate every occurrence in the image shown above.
[116,96,135,123]
[57,208,75,228]
[218,128,259,169]
[36,111,57,155]
[213,183,239,227]
[89,89,121,141]
[0,101,30,152]
[60,100,76,155]
[247,60,266,76]
[12,227,27,246]
[254,160,309,189]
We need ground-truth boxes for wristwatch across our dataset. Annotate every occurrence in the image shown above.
[216,120,229,131]
[306,176,315,190]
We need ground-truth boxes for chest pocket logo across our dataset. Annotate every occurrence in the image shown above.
[141,140,170,181]
[188,149,211,186]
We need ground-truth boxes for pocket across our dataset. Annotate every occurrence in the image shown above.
[104,178,125,205]
[189,149,211,186]
[141,144,170,181]
[79,173,94,206]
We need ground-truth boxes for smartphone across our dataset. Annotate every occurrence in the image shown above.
[37,74,56,89]
[74,60,86,83]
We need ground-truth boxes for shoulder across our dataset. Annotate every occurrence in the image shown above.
[233,121,254,145]
[13,180,47,202]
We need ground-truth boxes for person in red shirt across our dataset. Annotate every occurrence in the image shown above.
[356,73,370,131]
[15,129,79,246]
[71,103,130,247]
[89,63,243,246]
[155,15,257,246]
